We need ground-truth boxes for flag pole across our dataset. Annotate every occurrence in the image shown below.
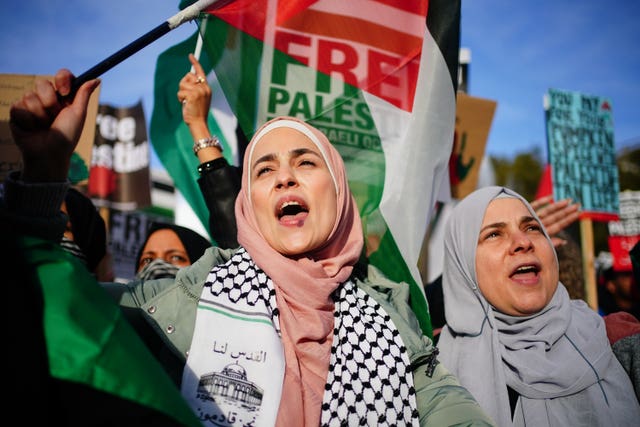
[190,15,209,73]
[66,0,219,98]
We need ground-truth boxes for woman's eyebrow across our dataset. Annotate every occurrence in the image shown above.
[166,249,187,254]
[252,147,321,169]
[290,147,319,157]
[520,216,538,225]
[252,153,277,169]
[479,222,505,234]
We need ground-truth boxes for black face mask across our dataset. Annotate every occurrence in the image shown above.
[135,258,180,281]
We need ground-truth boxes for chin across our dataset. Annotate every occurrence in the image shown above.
[514,308,544,316]
[513,300,549,316]
[279,242,314,257]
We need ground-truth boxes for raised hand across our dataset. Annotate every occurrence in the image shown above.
[531,195,581,247]
[9,69,100,182]
[177,53,212,137]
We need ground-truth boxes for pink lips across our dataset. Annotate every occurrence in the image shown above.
[279,212,308,227]
[509,262,541,285]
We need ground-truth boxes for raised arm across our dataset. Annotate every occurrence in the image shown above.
[3,71,100,242]
[178,53,224,164]
[10,70,100,183]
[177,54,241,248]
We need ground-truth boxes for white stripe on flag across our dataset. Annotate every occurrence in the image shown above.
[371,26,455,289]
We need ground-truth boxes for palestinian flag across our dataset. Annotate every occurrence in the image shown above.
[6,232,201,426]
[151,0,461,336]
[150,23,236,240]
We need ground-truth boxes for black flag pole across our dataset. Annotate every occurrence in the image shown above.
[65,0,219,99]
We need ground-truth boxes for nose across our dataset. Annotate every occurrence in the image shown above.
[275,165,297,189]
[510,230,534,254]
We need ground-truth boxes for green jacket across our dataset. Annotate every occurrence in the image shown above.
[2,174,494,426]
[105,247,494,426]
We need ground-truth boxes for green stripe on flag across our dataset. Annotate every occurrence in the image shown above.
[150,23,234,244]
[18,234,200,426]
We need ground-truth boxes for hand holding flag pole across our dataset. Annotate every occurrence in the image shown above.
[63,0,219,100]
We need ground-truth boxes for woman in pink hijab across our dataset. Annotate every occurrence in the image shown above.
[179,116,493,426]
[5,69,494,427]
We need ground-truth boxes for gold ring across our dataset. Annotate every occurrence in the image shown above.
[196,76,205,84]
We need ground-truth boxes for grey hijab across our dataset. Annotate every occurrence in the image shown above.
[437,186,640,426]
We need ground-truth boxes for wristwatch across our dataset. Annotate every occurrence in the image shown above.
[193,136,223,156]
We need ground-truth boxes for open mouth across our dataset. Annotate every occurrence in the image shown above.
[277,200,309,220]
[510,264,540,278]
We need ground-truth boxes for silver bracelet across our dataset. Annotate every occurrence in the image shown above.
[192,136,223,156]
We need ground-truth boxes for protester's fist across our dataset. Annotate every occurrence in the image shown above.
[9,69,100,182]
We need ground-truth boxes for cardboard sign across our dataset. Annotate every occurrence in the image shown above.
[544,88,619,220]
[450,93,497,199]
[0,73,100,183]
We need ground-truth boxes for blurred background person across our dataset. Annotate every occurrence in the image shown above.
[135,221,211,281]
[60,187,114,281]
[598,263,639,320]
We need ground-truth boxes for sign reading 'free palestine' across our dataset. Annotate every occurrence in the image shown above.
[544,88,620,220]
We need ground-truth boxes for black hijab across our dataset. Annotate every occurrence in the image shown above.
[135,222,211,273]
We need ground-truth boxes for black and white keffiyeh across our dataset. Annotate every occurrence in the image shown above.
[322,279,420,426]
[182,248,419,426]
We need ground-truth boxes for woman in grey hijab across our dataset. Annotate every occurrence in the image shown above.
[437,186,640,426]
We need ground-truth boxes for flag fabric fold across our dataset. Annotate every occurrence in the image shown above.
[151,0,461,336]
[9,233,201,426]
[150,25,235,237]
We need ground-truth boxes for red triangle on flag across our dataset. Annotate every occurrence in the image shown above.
[535,164,553,200]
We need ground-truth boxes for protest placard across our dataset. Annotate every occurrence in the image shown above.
[545,88,619,221]
[608,191,640,271]
[450,93,496,199]
[89,101,151,210]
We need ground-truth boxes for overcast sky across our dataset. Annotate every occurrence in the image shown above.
[1,0,638,169]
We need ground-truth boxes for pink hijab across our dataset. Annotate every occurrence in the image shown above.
[235,116,364,426]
